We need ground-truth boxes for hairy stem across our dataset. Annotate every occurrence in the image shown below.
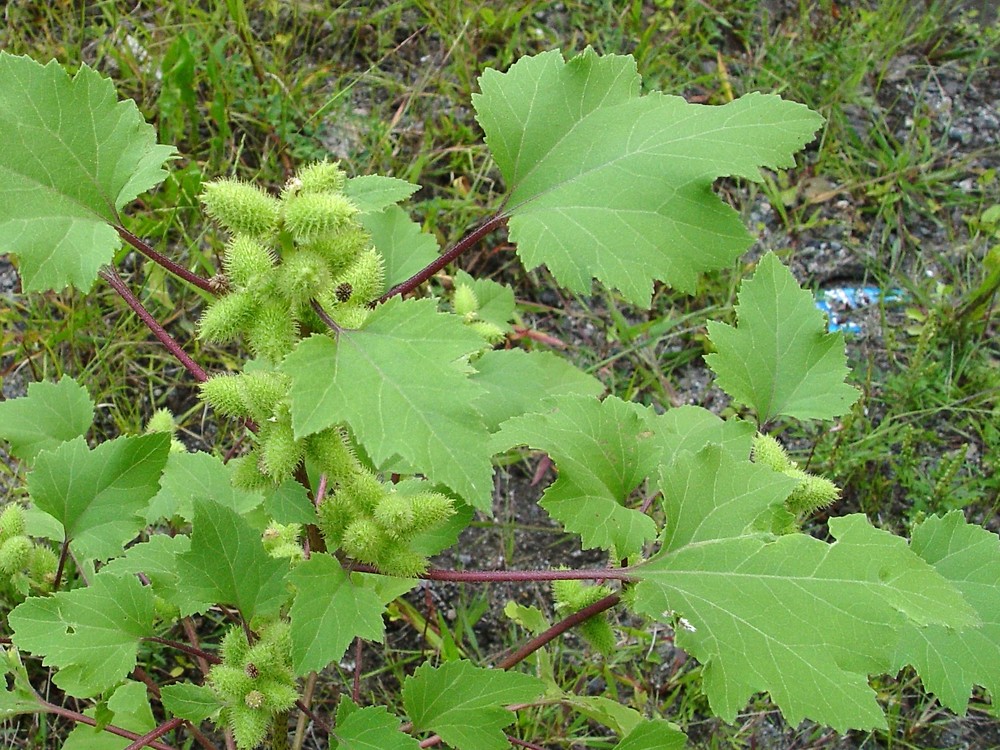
[122,717,185,750]
[100,266,208,382]
[115,226,216,294]
[38,698,176,750]
[497,592,621,670]
[377,212,507,303]
[144,636,221,664]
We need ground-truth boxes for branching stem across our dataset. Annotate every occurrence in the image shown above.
[115,226,216,294]
[100,266,208,382]
[377,211,507,302]
[38,698,176,750]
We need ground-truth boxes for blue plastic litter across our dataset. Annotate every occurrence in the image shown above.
[815,287,905,333]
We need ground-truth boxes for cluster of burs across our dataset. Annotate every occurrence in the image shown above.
[197,162,454,577]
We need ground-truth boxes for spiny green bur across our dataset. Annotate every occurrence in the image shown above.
[317,476,456,576]
[210,623,298,750]
[0,504,56,596]
[751,433,841,519]
[197,161,384,368]
[552,579,616,655]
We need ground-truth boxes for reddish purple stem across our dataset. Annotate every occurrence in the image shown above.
[100,266,208,383]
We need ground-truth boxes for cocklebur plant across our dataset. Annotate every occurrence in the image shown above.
[0,48,998,750]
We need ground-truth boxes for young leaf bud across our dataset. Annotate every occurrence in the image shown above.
[277,249,333,306]
[198,290,257,344]
[259,419,304,483]
[373,494,415,538]
[224,235,276,288]
[333,248,385,304]
[453,284,479,317]
[201,178,281,238]
[247,300,299,364]
[295,160,347,194]
[0,504,26,541]
[751,432,793,473]
[283,192,359,243]
[0,536,31,575]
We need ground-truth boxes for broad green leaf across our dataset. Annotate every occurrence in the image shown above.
[361,205,440,289]
[0,377,94,463]
[893,511,1000,713]
[473,49,823,306]
[175,498,289,620]
[561,694,643,736]
[331,700,420,750]
[402,660,544,750]
[648,405,754,462]
[615,719,687,750]
[0,647,40,718]
[101,534,211,616]
[632,514,978,731]
[491,395,658,558]
[454,270,516,333]
[9,572,155,697]
[288,555,387,675]
[264,478,317,524]
[63,680,155,750]
[161,682,223,723]
[656,444,797,553]
[472,349,604,431]
[705,252,859,423]
[144,450,263,523]
[282,299,493,509]
[344,175,421,214]
[504,601,551,636]
[28,433,170,561]
[0,53,175,293]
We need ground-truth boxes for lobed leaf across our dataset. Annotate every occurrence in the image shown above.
[402,660,544,750]
[0,377,94,463]
[344,175,421,214]
[471,348,604,431]
[632,514,978,731]
[361,204,440,289]
[63,680,155,750]
[9,572,155,697]
[474,49,824,306]
[282,299,493,509]
[491,395,658,559]
[705,252,859,423]
[0,53,175,292]
[331,699,421,750]
[28,433,170,561]
[288,555,388,675]
[160,683,224,724]
[893,511,1000,713]
[175,498,289,621]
